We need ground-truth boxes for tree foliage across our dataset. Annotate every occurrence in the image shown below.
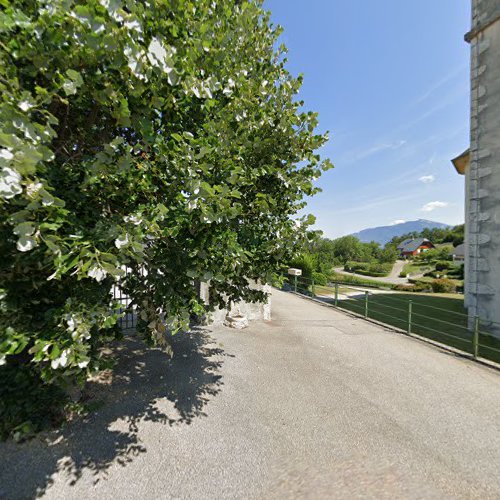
[388,224,464,249]
[0,0,330,437]
[304,234,398,270]
[289,253,315,279]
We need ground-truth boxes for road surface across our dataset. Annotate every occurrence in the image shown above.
[1,289,500,499]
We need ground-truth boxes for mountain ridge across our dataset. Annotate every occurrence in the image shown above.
[351,219,451,246]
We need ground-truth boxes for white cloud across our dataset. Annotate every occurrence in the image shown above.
[420,201,448,212]
[390,219,406,226]
[419,174,435,184]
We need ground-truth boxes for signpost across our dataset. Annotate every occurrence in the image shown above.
[288,268,302,293]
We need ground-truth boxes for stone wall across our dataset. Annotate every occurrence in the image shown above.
[199,280,272,326]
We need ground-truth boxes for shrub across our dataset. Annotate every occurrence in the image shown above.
[367,262,392,276]
[356,264,391,277]
[0,0,330,439]
[0,364,68,441]
[447,264,464,280]
[424,270,444,279]
[379,246,398,263]
[344,261,369,272]
[414,281,433,292]
[329,272,391,289]
[290,254,315,279]
[396,281,432,293]
[312,272,328,286]
[344,261,391,277]
[435,261,452,272]
[431,279,456,294]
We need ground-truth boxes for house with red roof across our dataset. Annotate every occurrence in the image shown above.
[396,238,434,258]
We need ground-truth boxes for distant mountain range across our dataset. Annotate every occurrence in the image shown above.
[351,219,451,246]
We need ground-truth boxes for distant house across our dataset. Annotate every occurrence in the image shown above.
[397,238,434,258]
[396,238,413,253]
[452,243,465,263]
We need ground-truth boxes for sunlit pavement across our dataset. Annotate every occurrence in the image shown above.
[2,289,500,499]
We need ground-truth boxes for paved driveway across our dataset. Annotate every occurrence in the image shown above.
[1,290,500,499]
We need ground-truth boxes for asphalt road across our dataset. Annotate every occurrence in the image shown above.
[2,289,500,499]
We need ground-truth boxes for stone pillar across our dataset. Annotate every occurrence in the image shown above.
[465,0,500,337]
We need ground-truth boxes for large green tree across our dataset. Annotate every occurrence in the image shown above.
[0,0,331,436]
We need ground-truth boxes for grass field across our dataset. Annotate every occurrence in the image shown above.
[314,284,352,296]
[289,278,500,364]
[328,272,393,289]
[280,272,500,364]
[334,292,500,364]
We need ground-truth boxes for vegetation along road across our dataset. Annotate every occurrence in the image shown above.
[2,289,500,499]
[334,259,409,285]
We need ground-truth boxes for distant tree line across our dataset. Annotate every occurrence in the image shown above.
[288,224,464,282]
[388,224,464,248]
[289,233,397,282]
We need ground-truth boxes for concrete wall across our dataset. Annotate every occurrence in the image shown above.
[465,0,500,336]
[199,281,272,326]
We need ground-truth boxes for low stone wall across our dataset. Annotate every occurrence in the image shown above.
[199,281,271,326]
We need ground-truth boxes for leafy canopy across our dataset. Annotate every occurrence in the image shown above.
[0,0,331,434]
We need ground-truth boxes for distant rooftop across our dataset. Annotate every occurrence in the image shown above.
[398,238,432,253]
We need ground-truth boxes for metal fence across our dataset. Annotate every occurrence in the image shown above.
[111,267,137,331]
[281,273,500,366]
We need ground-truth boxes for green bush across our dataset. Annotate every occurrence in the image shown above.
[395,281,433,293]
[312,272,328,286]
[355,269,385,277]
[418,248,453,263]
[344,261,369,272]
[0,364,68,441]
[430,279,456,294]
[435,261,452,272]
[424,270,443,279]
[447,264,464,280]
[392,284,415,292]
[330,272,391,289]
[0,0,330,439]
[344,261,391,277]
[378,246,398,264]
[415,282,433,292]
[356,264,391,277]
[367,262,392,276]
[290,254,315,279]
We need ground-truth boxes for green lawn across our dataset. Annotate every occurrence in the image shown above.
[314,284,352,296]
[280,277,500,364]
[400,262,433,277]
[282,275,392,294]
[329,272,393,289]
[309,285,500,364]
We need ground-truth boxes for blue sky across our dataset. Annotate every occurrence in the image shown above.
[265,0,470,238]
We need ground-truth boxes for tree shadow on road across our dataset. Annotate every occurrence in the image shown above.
[0,326,229,499]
